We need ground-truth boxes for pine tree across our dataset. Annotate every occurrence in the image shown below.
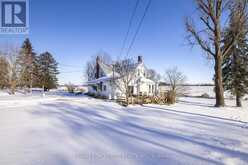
[0,56,10,89]
[17,38,37,90]
[37,52,59,91]
[222,1,248,107]
[31,56,41,88]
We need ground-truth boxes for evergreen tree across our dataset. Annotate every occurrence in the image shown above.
[37,52,59,91]
[32,56,41,88]
[17,38,38,90]
[0,56,10,89]
[222,1,248,107]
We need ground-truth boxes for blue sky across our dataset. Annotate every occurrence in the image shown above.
[0,0,214,85]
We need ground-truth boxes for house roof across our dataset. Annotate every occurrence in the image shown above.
[98,62,112,75]
[98,61,121,77]
[87,76,112,85]
[138,77,155,84]
[86,57,154,85]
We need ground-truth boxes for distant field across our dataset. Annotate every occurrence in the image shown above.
[184,86,215,97]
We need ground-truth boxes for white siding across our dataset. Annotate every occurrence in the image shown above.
[87,59,156,99]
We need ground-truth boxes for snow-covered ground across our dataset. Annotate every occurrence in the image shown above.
[0,91,248,165]
[186,86,248,99]
[186,86,216,97]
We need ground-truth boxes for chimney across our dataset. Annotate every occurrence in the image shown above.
[138,56,143,63]
[95,56,100,79]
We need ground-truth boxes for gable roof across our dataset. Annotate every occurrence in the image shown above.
[98,61,113,76]
[97,60,149,78]
[87,76,112,85]
[87,57,154,84]
[98,61,120,77]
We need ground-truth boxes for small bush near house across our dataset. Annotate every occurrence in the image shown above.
[86,92,108,99]
[75,92,83,95]
[79,88,86,93]
[94,94,108,99]
[85,92,96,97]
[100,95,108,99]
[117,91,177,107]
[66,84,75,93]
[167,90,176,104]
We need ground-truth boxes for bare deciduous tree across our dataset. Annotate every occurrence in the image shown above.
[185,0,242,107]
[0,55,10,89]
[112,58,136,105]
[1,44,20,94]
[147,69,161,82]
[164,67,187,98]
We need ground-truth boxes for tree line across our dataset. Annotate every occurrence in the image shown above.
[186,0,248,107]
[0,38,59,94]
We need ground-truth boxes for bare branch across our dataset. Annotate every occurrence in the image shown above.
[186,18,215,56]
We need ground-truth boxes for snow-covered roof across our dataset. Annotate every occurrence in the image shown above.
[98,61,120,77]
[138,77,155,84]
[98,62,112,76]
[87,76,112,85]
[86,57,154,85]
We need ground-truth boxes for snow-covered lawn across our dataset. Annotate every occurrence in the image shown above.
[0,93,248,165]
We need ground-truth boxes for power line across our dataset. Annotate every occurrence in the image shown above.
[126,0,152,57]
[119,0,140,58]
[59,70,82,74]
[59,63,83,68]
[58,63,83,74]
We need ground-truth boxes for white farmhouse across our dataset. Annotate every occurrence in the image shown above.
[87,56,156,99]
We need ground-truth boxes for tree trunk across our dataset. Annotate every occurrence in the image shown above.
[10,80,16,95]
[236,93,242,107]
[126,94,129,106]
[30,72,33,94]
[214,19,225,107]
[214,55,225,107]
[233,51,242,107]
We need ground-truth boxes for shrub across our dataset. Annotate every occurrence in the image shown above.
[79,88,86,93]
[167,90,176,104]
[99,95,108,99]
[75,92,83,95]
[66,84,75,93]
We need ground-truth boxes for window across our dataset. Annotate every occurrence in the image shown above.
[99,82,103,91]
[103,85,107,91]
[100,71,105,77]
[92,86,97,91]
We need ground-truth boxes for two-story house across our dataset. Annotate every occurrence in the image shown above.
[87,56,156,99]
